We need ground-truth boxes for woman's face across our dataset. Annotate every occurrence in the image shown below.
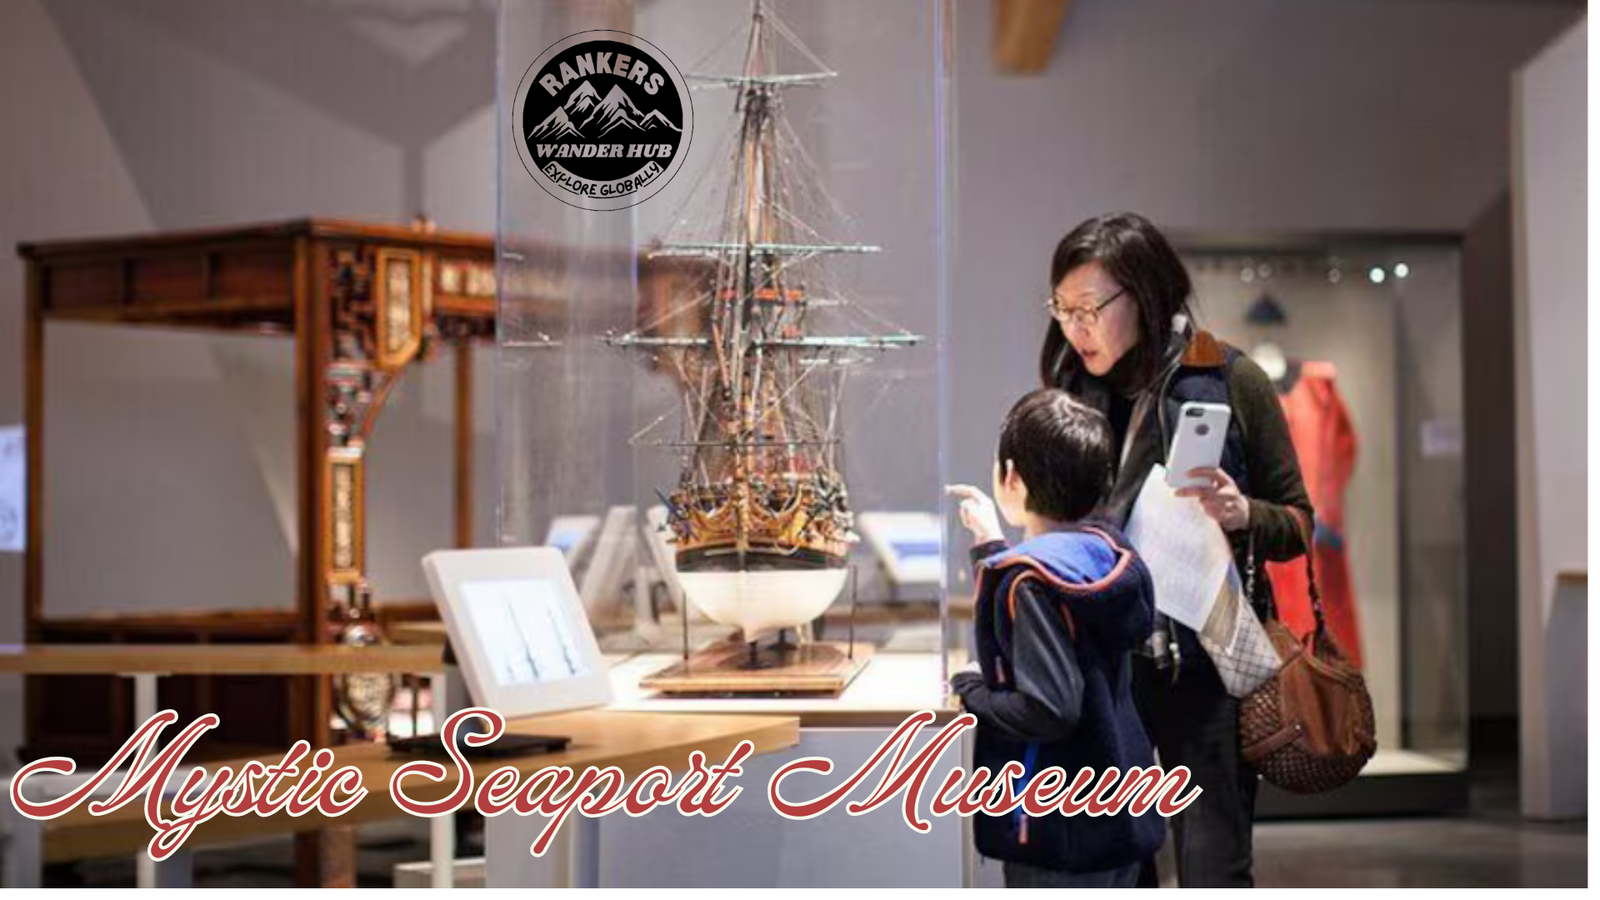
[1052,261,1140,377]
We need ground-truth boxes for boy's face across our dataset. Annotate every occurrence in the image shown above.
[993,458,1027,526]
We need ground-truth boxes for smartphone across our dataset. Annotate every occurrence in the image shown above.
[1165,402,1231,490]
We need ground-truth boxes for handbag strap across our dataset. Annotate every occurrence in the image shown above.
[1246,507,1326,636]
[1289,506,1326,636]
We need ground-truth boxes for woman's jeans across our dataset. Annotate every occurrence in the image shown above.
[1132,654,1259,887]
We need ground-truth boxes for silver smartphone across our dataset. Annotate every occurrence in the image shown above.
[1165,402,1231,490]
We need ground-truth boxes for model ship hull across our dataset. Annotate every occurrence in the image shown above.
[665,477,851,637]
[677,567,846,640]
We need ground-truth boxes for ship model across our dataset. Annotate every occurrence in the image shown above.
[606,1,920,686]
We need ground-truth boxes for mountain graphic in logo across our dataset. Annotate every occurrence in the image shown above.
[528,80,683,142]
[638,109,682,134]
[528,105,583,141]
[564,79,600,116]
[582,84,647,136]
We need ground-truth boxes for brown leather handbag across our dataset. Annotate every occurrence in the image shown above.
[1238,512,1377,793]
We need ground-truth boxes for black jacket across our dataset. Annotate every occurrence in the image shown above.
[1054,327,1314,668]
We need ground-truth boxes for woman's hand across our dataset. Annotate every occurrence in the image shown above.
[945,484,1005,545]
[1175,466,1252,532]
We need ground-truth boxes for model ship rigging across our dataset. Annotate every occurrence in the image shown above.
[605,1,921,660]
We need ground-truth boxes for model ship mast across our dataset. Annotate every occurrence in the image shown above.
[608,0,919,638]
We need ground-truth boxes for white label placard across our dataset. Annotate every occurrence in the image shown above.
[0,422,21,550]
[0,426,22,553]
[1420,417,1464,459]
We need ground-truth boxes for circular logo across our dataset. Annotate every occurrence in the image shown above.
[513,31,692,211]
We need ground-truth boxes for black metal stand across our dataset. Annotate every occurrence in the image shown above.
[681,585,691,662]
[848,563,858,661]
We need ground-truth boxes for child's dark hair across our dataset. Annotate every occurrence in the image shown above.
[997,389,1114,523]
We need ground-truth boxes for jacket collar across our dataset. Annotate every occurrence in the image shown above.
[1178,329,1229,369]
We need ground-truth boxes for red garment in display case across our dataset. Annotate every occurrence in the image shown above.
[1267,361,1364,669]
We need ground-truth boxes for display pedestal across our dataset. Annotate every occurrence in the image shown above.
[486,727,971,888]
[641,641,872,695]
[523,651,972,887]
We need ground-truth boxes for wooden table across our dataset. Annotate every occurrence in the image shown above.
[386,621,450,646]
[0,643,445,676]
[8,708,798,888]
[0,644,447,888]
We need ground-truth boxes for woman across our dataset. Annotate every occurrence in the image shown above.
[1038,213,1313,887]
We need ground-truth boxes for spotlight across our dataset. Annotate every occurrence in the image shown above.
[1394,262,1410,279]
[1368,266,1387,284]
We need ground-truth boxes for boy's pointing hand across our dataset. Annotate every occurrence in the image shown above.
[946,484,1005,545]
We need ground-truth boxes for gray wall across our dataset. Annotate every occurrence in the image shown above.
[945,0,1575,519]
[0,0,502,763]
[0,0,1579,762]
[1511,16,1586,820]
[0,0,157,764]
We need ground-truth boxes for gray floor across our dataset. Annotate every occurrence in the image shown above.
[1255,815,1586,888]
[1254,757,1586,889]
[47,755,1587,888]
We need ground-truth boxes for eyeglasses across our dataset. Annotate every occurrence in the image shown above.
[1045,287,1127,327]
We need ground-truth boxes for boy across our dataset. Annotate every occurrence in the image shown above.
[947,388,1162,888]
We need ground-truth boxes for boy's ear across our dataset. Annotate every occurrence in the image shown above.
[1003,459,1024,494]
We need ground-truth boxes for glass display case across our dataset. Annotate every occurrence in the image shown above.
[1176,235,1469,814]
[497,0,956,706]
[495,4,968,887]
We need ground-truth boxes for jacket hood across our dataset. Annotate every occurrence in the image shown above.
[979,525,1154,652]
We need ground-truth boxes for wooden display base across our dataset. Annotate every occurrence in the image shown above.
[641,641,873,695]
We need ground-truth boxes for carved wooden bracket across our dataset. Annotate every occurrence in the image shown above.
[322,246,422,627]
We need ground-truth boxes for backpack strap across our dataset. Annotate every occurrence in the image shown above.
[1005,570,1078,644]
[1222,347,1252,447]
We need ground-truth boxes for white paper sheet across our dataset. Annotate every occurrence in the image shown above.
[1124,463,1233,631]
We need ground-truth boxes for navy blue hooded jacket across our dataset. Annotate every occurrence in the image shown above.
[954,522,1164,873]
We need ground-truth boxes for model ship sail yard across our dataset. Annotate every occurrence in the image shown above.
[606,2,921,680]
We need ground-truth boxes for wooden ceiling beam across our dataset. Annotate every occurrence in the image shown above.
[993,0,1073,74]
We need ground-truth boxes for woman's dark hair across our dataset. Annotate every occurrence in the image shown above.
[997,389,1113,523]
[1039,212,1194,388]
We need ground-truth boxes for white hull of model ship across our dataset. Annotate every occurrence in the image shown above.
[677,568,847,639]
